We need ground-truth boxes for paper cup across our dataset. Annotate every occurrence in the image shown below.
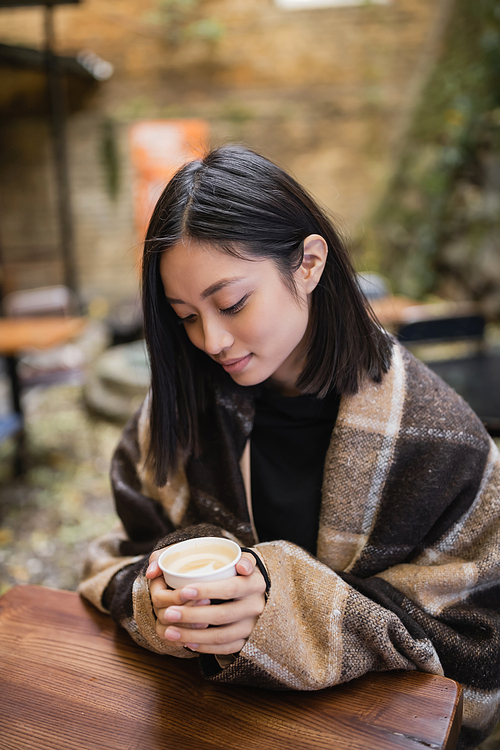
[158,537,242,589]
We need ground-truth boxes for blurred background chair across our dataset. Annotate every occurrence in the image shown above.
[1,285,86,388]
[0,285,92,475]
[397,305,500,438]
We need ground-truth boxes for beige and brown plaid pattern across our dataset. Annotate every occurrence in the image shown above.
[80,343,500,750]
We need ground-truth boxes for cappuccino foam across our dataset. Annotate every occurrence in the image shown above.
[166,550,234,576]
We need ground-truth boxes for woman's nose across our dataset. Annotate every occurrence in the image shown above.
[202,319,233,355]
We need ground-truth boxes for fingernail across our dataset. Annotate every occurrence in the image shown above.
[165,607,181,621]
[186,643,199,650]
[238,558,252,574]
[193,598,210,607]
[180,587,198,600]
[146,562,155,575]
[165,627,181,640]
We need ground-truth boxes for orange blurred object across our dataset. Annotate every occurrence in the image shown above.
[0,317,87,357]
[129,120,209,251]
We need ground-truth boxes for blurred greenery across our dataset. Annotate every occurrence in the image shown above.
[219,101,256,124]
[145,0,225,46]
[365,0,500,310]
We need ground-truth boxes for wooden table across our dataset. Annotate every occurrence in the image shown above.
[369,296,420,331]
[0,585,463,750]
[0,317,87,357]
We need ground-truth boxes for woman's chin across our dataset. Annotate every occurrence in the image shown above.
[228,371,262,387]
[227,364,267,388]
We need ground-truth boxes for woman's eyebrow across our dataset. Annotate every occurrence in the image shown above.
[166,277,246,305]
[201,277,246,300]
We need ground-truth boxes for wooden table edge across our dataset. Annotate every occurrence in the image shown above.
[0,585,464,750]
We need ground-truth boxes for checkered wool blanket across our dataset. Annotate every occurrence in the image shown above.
[79,343,500,750]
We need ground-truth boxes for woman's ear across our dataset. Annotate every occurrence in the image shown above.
[298,234,328,293]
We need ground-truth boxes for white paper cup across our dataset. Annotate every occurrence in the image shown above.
[158,537,242,589]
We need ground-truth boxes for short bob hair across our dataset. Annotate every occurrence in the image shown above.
[142,145,392,486]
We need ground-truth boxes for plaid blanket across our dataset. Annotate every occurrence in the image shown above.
[79,342,500,750]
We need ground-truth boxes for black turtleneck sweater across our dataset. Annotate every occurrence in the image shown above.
[250,387,341,556]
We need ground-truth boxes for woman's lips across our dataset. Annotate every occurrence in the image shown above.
[219,354,252,374]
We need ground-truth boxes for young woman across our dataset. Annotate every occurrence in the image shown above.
[80,146,500,750]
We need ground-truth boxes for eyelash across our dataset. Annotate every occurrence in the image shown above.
[177,294,249,324]
[220,294,249,316]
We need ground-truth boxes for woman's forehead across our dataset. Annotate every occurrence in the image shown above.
[159,239,269,298]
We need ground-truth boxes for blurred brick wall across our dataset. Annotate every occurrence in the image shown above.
[0,0,442,302]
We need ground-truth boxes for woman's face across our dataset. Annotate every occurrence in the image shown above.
[159,240,313,394]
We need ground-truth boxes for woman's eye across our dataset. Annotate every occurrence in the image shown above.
[220,294,249,316]
[177,313,196,325]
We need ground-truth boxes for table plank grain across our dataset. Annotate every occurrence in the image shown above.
[0,585,462,750]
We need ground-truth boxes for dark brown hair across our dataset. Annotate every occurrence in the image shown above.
[142,145,392,486]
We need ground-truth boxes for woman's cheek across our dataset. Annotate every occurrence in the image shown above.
[241,310,270,348]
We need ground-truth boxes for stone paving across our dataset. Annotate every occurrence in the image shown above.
[0,383,122,595]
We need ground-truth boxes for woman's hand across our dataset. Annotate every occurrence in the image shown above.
[146,549,266,655]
